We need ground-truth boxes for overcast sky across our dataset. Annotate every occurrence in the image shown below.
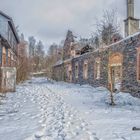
[0,0,140,49]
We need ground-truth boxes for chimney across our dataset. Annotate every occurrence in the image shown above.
[124,0,139,37]
[127,0,134,18]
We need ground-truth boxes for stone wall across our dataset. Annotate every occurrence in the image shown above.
[0,67,16,93]
[63,30,74,60]
[53,64,64,81]
[53,33,140,98]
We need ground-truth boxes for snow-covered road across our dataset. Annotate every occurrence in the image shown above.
[0,77,140,140]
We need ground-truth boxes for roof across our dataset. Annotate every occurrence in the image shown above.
[71,42,89,51]
[0,11,20,43]
[53,60,63,67]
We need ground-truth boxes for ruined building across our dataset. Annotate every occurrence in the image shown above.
[53,0,140,98]
[0,11,20,92]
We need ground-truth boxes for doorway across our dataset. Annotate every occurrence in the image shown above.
[110,65,122,91]
[108,53,123,91]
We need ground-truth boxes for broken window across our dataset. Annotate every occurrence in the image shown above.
[94,58,100,79]
[75,62,78,79]
[67,64,72,82]
[71,50,76,57]
[2,46,6,66]
[83,60,88,79]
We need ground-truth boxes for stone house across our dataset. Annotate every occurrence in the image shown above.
[0,11,20,92]
[53,0,140,98]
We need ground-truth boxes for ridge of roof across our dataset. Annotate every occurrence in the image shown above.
[0,10,12,20]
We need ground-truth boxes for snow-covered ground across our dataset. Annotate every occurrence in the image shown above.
[0,77,140,140]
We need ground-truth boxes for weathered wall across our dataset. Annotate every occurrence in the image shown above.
[0,67,16,93]
[121,34,140,97]
[53,64,64,81]
[63,31,74,60]
[53,33,140,98]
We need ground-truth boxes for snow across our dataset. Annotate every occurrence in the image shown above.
[0,77,140,140]
[53,60,63,67]
[94,32,140,52]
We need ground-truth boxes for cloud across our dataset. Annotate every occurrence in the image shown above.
[0,0,140,48]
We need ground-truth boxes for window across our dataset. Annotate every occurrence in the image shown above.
[8,49,11,66]
[75,62,78,79]
[68,64,72,82]
[2,47,6,66]
[94,58,100,79]
[83,60,88,79]
[71,50,76,57]
[137,48,140,81]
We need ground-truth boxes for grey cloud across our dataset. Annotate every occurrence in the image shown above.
[0,0,140,47]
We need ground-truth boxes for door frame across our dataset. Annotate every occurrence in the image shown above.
[108,53,123,92]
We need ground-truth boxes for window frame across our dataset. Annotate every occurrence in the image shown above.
[83,60,88,80]
[75,62,79,79]
[2,47,6,66]
[94,57,101,80]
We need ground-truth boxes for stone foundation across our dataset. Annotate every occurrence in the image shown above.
[0,67,16,93]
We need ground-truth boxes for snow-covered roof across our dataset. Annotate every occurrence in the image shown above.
[54,32,140,67]
[94,32,140,53]
[53,60,63,67]
[53,58,73,67]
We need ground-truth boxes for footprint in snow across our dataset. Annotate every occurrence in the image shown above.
[31,115,37,119]
[93,137,100,140]
[34,130,44,139]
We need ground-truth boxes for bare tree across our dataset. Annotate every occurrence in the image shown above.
[16,34,29,83]
[34,40,45,72]
[94,9,122,46]
[45,41,64,78]
[48,43,58,56]
[28,36,36,57]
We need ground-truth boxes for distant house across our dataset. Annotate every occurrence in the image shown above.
[0,11,20,92]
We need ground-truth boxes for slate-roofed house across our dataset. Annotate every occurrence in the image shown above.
[53,0,140,98]
[0,11,20,92]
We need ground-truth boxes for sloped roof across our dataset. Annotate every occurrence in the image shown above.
[71,42,89,51]
[0,10,20,43]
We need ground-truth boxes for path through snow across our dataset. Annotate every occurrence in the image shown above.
[0,77,140,140]
[26,79,96,140]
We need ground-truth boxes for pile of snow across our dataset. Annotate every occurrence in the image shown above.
[114,92,140,106]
